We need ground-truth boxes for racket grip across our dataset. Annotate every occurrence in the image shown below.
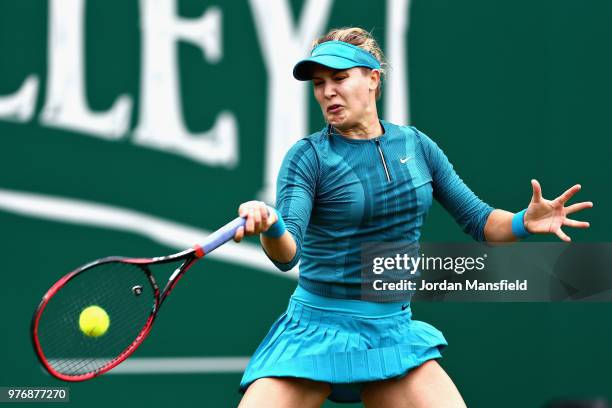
[200,217,246,254]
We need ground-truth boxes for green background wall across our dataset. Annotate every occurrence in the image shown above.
[1,0,610,406]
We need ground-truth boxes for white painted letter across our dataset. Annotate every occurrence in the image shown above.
[135,0,237,167]
[40,0,133,139]
[249,0,332,203]
[0,76,39,122]
[385,0,410,125]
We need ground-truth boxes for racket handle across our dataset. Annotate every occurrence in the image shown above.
[200,217,246,254]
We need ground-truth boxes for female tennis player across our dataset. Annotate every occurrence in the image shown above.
[233,27,593,407]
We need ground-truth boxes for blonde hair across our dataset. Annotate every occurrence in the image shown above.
[312,27,386,99]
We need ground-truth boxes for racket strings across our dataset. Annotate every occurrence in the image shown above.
[35,261,156,377]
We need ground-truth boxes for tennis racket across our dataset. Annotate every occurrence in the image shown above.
[31,216,246,381]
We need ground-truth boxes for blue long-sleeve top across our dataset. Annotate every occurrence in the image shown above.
[269,120,494,299]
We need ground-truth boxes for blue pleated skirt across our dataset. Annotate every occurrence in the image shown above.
[239,286,447,403]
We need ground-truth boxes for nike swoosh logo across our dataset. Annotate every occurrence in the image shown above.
[400,156,413,164]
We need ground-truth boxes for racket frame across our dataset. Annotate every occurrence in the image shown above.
[31,216,245,381]
[32,246,204,381]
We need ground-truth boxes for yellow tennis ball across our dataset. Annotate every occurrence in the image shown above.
[79,305,110,337]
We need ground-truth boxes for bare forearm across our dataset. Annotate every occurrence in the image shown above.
[483,209,520,243]
[261,231,297,263]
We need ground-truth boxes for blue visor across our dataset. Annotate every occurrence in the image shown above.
[293,41,381,81]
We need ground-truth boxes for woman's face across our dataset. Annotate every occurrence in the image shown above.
[311,66,379,131]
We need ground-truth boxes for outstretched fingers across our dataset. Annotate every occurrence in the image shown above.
[565,201,593,215]
[556,184,581,204]
[555,227,571,242]
[563,218,590,228]
[531,179,543,202]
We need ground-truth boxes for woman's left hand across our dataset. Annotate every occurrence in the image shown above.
[524,179,593,242]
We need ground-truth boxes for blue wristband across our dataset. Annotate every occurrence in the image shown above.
[263,208,286,238]
[511,208,531,239]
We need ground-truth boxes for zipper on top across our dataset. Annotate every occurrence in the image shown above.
[374,138,391,182]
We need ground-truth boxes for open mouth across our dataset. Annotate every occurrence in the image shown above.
[327,104,343,114]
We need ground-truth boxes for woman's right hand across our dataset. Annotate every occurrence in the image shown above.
[233,200,278,242]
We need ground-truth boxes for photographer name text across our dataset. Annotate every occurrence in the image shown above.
[373,279,528,291]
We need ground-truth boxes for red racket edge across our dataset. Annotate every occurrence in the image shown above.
[31,258,160,381]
